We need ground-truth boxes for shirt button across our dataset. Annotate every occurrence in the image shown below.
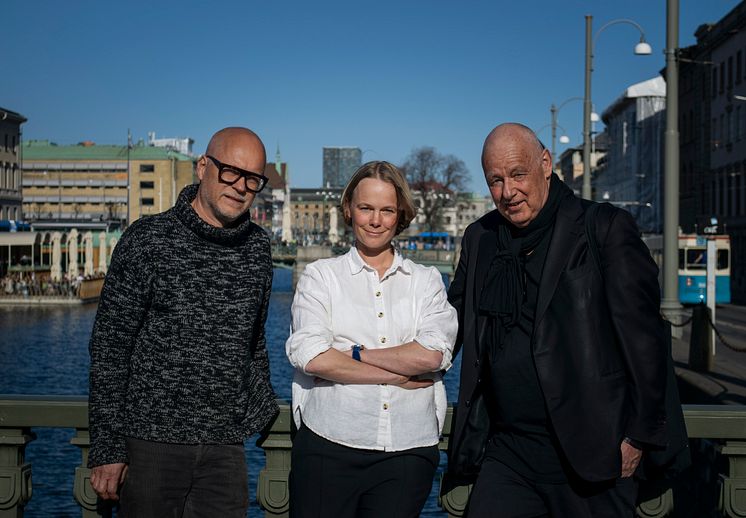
[378,312,384,318]
[383,403,389,410]
[380,337,387,344]
[375,291,381,297]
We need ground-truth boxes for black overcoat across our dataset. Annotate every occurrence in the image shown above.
[448,194,669,483]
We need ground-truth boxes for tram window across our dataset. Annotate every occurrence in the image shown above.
[717,250,729,269]
[686,249,706,268]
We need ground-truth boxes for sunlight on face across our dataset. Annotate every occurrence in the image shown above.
[347,177,399,257]
[483,143,551,228]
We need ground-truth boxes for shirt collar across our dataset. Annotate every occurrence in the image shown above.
[347,245,412,277]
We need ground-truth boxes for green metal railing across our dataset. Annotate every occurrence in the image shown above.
[1,397,745,517]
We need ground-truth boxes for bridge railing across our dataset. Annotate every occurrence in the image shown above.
[1,397,745,517]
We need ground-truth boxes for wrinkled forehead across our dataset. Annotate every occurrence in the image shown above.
[483,138,544,172]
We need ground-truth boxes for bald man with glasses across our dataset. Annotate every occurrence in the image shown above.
[88,127,279,517]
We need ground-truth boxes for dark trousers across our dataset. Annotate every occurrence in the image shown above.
[119,437,248,518]
[289,425,439,518]
[467,456,638,518]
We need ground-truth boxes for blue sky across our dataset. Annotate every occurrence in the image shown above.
[2,0,739,193]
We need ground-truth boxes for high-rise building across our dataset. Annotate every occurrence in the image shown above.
[322,147,362,188]
[0,107,27,221]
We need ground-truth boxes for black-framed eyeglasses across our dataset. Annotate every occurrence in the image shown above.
[206,155,268,193]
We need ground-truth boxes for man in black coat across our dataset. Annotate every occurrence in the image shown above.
[447,123,670,517]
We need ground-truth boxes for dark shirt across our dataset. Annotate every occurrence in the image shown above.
[486,228,568,483]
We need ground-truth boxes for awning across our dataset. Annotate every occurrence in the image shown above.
[0,232,40,247]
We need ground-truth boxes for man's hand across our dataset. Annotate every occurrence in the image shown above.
[620,440,642,478]
[90,463,127,500]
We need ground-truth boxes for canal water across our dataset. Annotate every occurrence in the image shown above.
[0,267,461,517]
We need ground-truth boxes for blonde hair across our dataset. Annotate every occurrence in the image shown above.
[341,161,417,235]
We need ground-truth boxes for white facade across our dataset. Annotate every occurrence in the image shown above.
[147,132,194,156]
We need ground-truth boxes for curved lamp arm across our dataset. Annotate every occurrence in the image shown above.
[593,19,651,54]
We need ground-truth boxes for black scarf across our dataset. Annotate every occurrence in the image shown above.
[479,174,572,346]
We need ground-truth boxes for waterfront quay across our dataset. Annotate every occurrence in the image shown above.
[3,269,746,517]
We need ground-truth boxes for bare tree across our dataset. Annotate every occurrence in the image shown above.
[401,147,469,233]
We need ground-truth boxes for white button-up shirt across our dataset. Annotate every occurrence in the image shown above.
[286,247,458,451]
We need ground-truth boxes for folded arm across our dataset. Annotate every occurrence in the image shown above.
[286,264,408,385]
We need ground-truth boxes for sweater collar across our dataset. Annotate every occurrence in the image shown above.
[172,184,256,246]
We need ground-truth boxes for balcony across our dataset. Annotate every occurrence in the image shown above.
[0,397,745,517]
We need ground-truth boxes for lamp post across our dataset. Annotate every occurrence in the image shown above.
[582,15,652,200]
[550,97,582,175]
[661,0,683,327]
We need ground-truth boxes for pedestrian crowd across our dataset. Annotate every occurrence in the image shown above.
[1,272,104,298]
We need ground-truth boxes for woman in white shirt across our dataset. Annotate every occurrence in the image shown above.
[286,161,458,518]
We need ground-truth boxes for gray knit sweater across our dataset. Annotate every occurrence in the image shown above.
[88,184,279,467]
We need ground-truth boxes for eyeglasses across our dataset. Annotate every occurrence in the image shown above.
[206,155,268,193]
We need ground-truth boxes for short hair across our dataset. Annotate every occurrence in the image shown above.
[341,161,417,236]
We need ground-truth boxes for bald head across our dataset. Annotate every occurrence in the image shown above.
[481,123,544,168]
[481,122,553,228]
[192,126,267,228]
[206,127,266,166]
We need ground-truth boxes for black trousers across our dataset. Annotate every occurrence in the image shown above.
[119,437,249,518]
[467,456,638,518]
[289,425,440,518]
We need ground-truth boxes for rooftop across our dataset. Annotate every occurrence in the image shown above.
[23,140,194,162]
[0,107,27,124]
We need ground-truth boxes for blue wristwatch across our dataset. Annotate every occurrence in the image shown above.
[352,344,362,362]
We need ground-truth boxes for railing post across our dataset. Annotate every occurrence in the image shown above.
[719,440,746,517]
[70,428,102,518]
[257,405,292,518]
[0,428,34,518]
[438,476,471,518]
[637,480,675,518]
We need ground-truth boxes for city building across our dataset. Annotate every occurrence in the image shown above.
[289,187,345,244]
[596,76,666,233]
[559,132,608,197]
[0,107,27,221]
[21,140,195,228]
[407,190,493,238]
[322,147,362,188]
[443,192,494,237]
[676,2,746,301]
[147,132,195,156]
[252,155,289,238]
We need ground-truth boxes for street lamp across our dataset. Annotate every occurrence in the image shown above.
[550,97,583,175]
[582,15,652,200]
[661,0,683,328]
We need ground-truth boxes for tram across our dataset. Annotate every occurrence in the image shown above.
[678,233,731,304]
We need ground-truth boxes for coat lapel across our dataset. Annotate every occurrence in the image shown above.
[474,225,498,356]
[534,195,584,327]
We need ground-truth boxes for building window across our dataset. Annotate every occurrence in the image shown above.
[141,198,154,206]
[720,62,725,94]
[738,51,743,84]
[721,115,726,146]
[140,181,155,189]
[139,164,155,173]
[712,69,718,99]
[728,56,734,90]
[737,107,742,141]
